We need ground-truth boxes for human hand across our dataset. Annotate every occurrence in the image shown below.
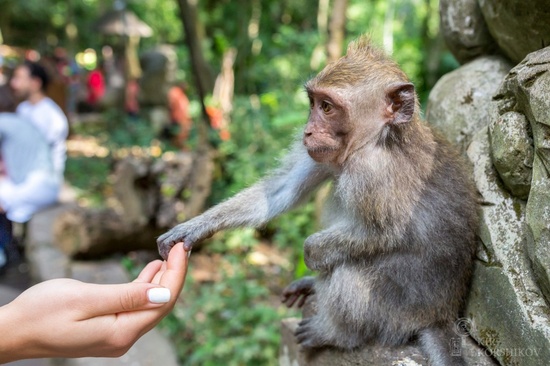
[0,242,188,363]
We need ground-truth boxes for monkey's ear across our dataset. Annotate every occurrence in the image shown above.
[385,82,416,125]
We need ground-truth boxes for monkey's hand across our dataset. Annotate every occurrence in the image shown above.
[281,276,315,308]
[157,219,212,260]
[304,233,333,271]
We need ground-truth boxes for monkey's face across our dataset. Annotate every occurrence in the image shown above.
[303,89,351,164]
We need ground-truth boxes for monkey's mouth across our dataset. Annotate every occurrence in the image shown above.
[306,146,338,161]
[307,147,336,154]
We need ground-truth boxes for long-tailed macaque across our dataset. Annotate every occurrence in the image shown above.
[157,36,478,365]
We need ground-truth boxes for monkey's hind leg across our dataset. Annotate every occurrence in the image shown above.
[294,267,373,350]
[294,310,366,350]
[419,326,466,366]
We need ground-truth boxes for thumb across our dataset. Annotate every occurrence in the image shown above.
[81,282,171,318]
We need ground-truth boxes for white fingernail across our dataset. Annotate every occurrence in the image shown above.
[148,288,171,303]
[187,250,192,258]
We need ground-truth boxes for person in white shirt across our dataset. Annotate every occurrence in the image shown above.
[0,85,60,268]
[10,61,69,177]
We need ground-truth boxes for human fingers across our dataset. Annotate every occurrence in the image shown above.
[112,243,189,334]
[158,242,188,299]
[134,259,163,283]
[152,261,168,284]
[78,282,171,319]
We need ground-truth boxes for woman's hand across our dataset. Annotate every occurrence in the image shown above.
[0,242,188,363]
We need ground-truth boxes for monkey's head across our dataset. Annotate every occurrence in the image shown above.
[303,36,418,165]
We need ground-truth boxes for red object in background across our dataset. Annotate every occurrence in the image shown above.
[168,85,193,147]
[206,106,230,141]
[125,79,139,116]
[87,69,105,105]
[168,86,192,130]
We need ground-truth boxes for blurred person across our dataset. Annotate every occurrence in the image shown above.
[125,78,140,118]
[167,82,192,147]
[10,60,69,177]
[0,242,188,363]
[54,47,81,119]
[86,63,105,109]
[0,54,5,85]
[0,86,60,268]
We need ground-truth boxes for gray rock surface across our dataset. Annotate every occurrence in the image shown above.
[489,46,550,303]
[139,45,177,106]
[478,0,550,64]
[425,56,512,153]
[439,0,496,64]
[520,50,550,305]
[26,205,72,280]
[488,111,533,199]
[466,128,550,366]
[279,317,497,366]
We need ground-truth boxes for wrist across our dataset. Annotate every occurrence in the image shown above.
[0,303,27,363]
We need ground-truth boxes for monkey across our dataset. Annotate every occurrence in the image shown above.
[157,36,478,366]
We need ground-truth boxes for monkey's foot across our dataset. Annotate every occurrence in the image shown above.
[295,317,327,349]
[281,276,315,308]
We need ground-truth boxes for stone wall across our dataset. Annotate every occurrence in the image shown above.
[429,1,550,365]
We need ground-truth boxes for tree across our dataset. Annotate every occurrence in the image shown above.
[327,0,348,63]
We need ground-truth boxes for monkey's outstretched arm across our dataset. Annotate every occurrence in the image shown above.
[157,142,332,259]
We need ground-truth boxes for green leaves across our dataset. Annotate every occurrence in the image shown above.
[161,254,295,366]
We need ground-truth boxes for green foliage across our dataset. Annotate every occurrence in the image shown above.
[161,254,298,366]
[128,0,183,46]
[64,155,110,207]
[65,112,175,206]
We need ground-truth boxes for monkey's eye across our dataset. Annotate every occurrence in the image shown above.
[309,97,314,109]
[321,101,333,113]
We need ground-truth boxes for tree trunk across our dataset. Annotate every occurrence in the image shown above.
[310,0,330,69]
[176,0,215,215]
[232,7,250,95]
[53,152,211,258]
[327,0,348,63]
[53,206,164,258]
[176,0,215,127]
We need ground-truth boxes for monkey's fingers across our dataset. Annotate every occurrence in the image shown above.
[295,318,313,344]
[182,240,193,251]
[296,294,308,308]
[282,294,299,308]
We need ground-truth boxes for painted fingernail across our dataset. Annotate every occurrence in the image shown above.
[148,288,171,303]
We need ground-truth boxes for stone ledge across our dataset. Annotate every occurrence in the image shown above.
[279,318,498,366]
